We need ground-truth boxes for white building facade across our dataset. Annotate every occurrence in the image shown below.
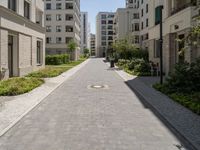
[0,0,45,79]
[80,12,89,54]
[44,0,81,60]
[90,33,96,56]
[96,12,115,57]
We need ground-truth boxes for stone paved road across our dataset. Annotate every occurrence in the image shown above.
[0,59,187,150]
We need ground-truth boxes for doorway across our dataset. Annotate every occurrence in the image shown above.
[8,35,18,77]
[8,35,14,77]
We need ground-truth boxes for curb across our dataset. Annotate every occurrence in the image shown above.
[0,59,90,137]
[114,68,198,150]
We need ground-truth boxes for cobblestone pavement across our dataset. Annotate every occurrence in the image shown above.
[0,58,187,150]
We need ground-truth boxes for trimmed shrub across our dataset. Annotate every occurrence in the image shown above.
[46,54,70,65]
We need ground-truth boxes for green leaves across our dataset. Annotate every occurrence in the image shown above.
[67,40,77,53]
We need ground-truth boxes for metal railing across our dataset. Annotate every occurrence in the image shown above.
[171,1,197,16]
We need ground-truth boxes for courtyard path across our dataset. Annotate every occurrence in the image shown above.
[0,58,187,150]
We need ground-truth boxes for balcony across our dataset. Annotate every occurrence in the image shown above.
[171,0,197,16]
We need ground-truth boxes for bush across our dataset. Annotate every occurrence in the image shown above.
[118,49,148,60]
[46,54,70,65]
[166,57,200,93]
[0,77,44,96]
[153,57,200,115]
[117,59,130,68]
[117,58,151,76]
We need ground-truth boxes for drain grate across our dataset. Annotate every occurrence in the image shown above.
[87,84,109,90]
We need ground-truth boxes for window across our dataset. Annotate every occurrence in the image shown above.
[146,4,149,13]
[8,0,16,11]
[56,26,62,32]
[46,26,51,32]
[108,20,113,24]
[37,41,42,65]
[101,14,106,19]
[66,3,73,9]
[135,35,140,44]
[101,42,106,46]
[107,25,113,30]
[66,26,73,32]
[56,37,62,43]
[56,3,62,9]
[108,36,113,40]
[24,1,30,19]
[101,31,106,35]
[66,37,72,44]
[141,22,143,29]
[134,23,139,31]
[133,13,139,19]
[46,14,51,21]
[101,36,106,40]
[46,3,51,10]
[146,18,149,27]
[66,14,73,21]
[141,9,143,17]
[56,14,62,21]
[101,20,106,24]
[46,37,52,44]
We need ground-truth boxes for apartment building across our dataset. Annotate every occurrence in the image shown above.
[114,0,200,74]
[148,0,200,74]
[44,0,81,60]
[80,12,89,54]
[96,12,115,57]
[90,33,96,56]
[114,0,140,47]
[0,0,45,79]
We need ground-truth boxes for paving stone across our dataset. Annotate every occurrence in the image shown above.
[0,58,189,150]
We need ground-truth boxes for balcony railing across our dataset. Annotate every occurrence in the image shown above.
[171,1,197,16]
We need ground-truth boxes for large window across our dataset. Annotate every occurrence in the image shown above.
[8,0,16,11]
[37,41,42,65]
[56,14,62,21]
[24,1,30,19]
[56,3,62,9]
[46,3,51,10]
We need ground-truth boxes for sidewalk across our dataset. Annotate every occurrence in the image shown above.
[0,59,90,137]
[115,68,200,150]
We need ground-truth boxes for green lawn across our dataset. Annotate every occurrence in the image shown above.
[0,58,87,96]
[27,58,86,78]
[0,77,44,96]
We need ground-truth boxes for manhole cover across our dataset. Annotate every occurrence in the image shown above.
[87,85,109,89]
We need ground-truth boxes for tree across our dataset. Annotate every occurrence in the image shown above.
[112,35,139,60]
[83,48,90,57]
[67,40,77,60]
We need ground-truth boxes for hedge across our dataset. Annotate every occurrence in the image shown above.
[46,54,70,65]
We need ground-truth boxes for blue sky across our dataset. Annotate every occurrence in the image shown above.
[80,0,125,34]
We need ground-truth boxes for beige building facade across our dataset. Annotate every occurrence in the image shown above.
[148,0,200,74]
[115,0,200,75]
[44,0,81,60]
[0,0,45,79]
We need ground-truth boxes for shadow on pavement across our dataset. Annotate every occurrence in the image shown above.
[125,76,197,150]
